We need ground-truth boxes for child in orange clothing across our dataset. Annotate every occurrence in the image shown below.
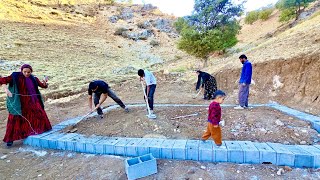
[201,90,226,146]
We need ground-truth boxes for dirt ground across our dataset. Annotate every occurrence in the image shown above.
[71,106,318,145]
[1,80,320,179]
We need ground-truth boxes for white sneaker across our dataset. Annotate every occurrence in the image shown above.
[150,110,154,114]
[234,106,245,110]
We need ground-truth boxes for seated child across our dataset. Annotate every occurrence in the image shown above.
[201,90,226,146]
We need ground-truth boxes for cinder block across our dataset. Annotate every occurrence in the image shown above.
[125,154,157,180]
[149,139,165,158]
[114,138,132,156]
[199,140,213,162]
[299,145,320,168]
[286,145,313,168]
[137,139,153,156]
[126,139,143,157]
[39,133,66,149]
[160,140,176,159]
[267,143,294,166]
[56,133,79,150]
[225,141,244,163]
[238,141,259,164]
[172,140,187,160]
[95,137,120,154]
[313,122,320,133]
[65,134,84,151]
[253,142,276,164]
[212,142,227,162]
[74,136,103,153]
[25,129,59,147]
[186,140,199,161]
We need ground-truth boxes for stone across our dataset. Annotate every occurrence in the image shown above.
[284,166,292,172]
[300,141,307,145]
[294,133,300,137]
[275,120,284,126]
[200,166,206,170]
[0,155,8,160]
[187,168,196,174]
[277,168,284,176]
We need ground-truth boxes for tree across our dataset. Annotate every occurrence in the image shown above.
[175,0,243,67]
[276,0,316,21]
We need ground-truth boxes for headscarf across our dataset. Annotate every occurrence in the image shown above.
[21,64,33,72]
[21,64,37,102]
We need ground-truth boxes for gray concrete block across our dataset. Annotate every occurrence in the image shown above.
[199,140,213,162]
[137,139,153,156]
[238,141,260,164]
[56,133,80,150]
[225,141,244,163]
[172,140,187,160]
[253,142,276,164]
[39,133,66,149]
[267,143,295,166]
[149,139,165,158]
[24,129,59,147]
[126,138,143,157]
[114,138,132,156]
[95,137,121,154]
[74,136,103,153]
[286,145,313,168]
[213,142,227,162]
[125,154,157,180]
[186,140,199,161]
[160,140,176,159]
[299,145,320,168]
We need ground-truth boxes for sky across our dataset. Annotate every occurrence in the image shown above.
[129,0,280,17]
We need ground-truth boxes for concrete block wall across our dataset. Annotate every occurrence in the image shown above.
[23,103,320,168]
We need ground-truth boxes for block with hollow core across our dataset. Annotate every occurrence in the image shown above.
[213,142,227,162]
[299,145,320,168]
[253,142,276,165]
[24,129,59,147]
[75,136,103,153]
[199,140,213,162]
[39,133,66,149]
[286,145,313,168]
[114,138,132,156]
[137,138,154,156]
[160,140,176,159]
[225,141,244,163]
[56,133,80,150]
[186,140,200,161]
[172,140,187,160]
[126,138,143,157]
[238,141,260,164]
[149,139,165,158]
[95,137,120,154]
[267,143,295,166]
[125,154,157,180]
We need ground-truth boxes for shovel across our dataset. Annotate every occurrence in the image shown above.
[193,88,202,99]
[141,81,157,119]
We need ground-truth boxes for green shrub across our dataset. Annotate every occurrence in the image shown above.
[244,11,259,24]
[279,8,296,22]
[174,17,189,34]
[259,8,274,21]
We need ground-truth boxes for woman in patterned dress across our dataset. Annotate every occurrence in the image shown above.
[195,70,218,100]
[0,64,52,146]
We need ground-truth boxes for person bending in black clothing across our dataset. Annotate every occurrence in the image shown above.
[196,70,217,100]
[88,80,129,118]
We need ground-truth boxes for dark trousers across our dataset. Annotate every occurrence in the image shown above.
[239,84,250,107]
[94,88,126,115]
[145,84,156,110]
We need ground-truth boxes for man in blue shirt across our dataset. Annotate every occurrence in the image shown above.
[234,54,252,109]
